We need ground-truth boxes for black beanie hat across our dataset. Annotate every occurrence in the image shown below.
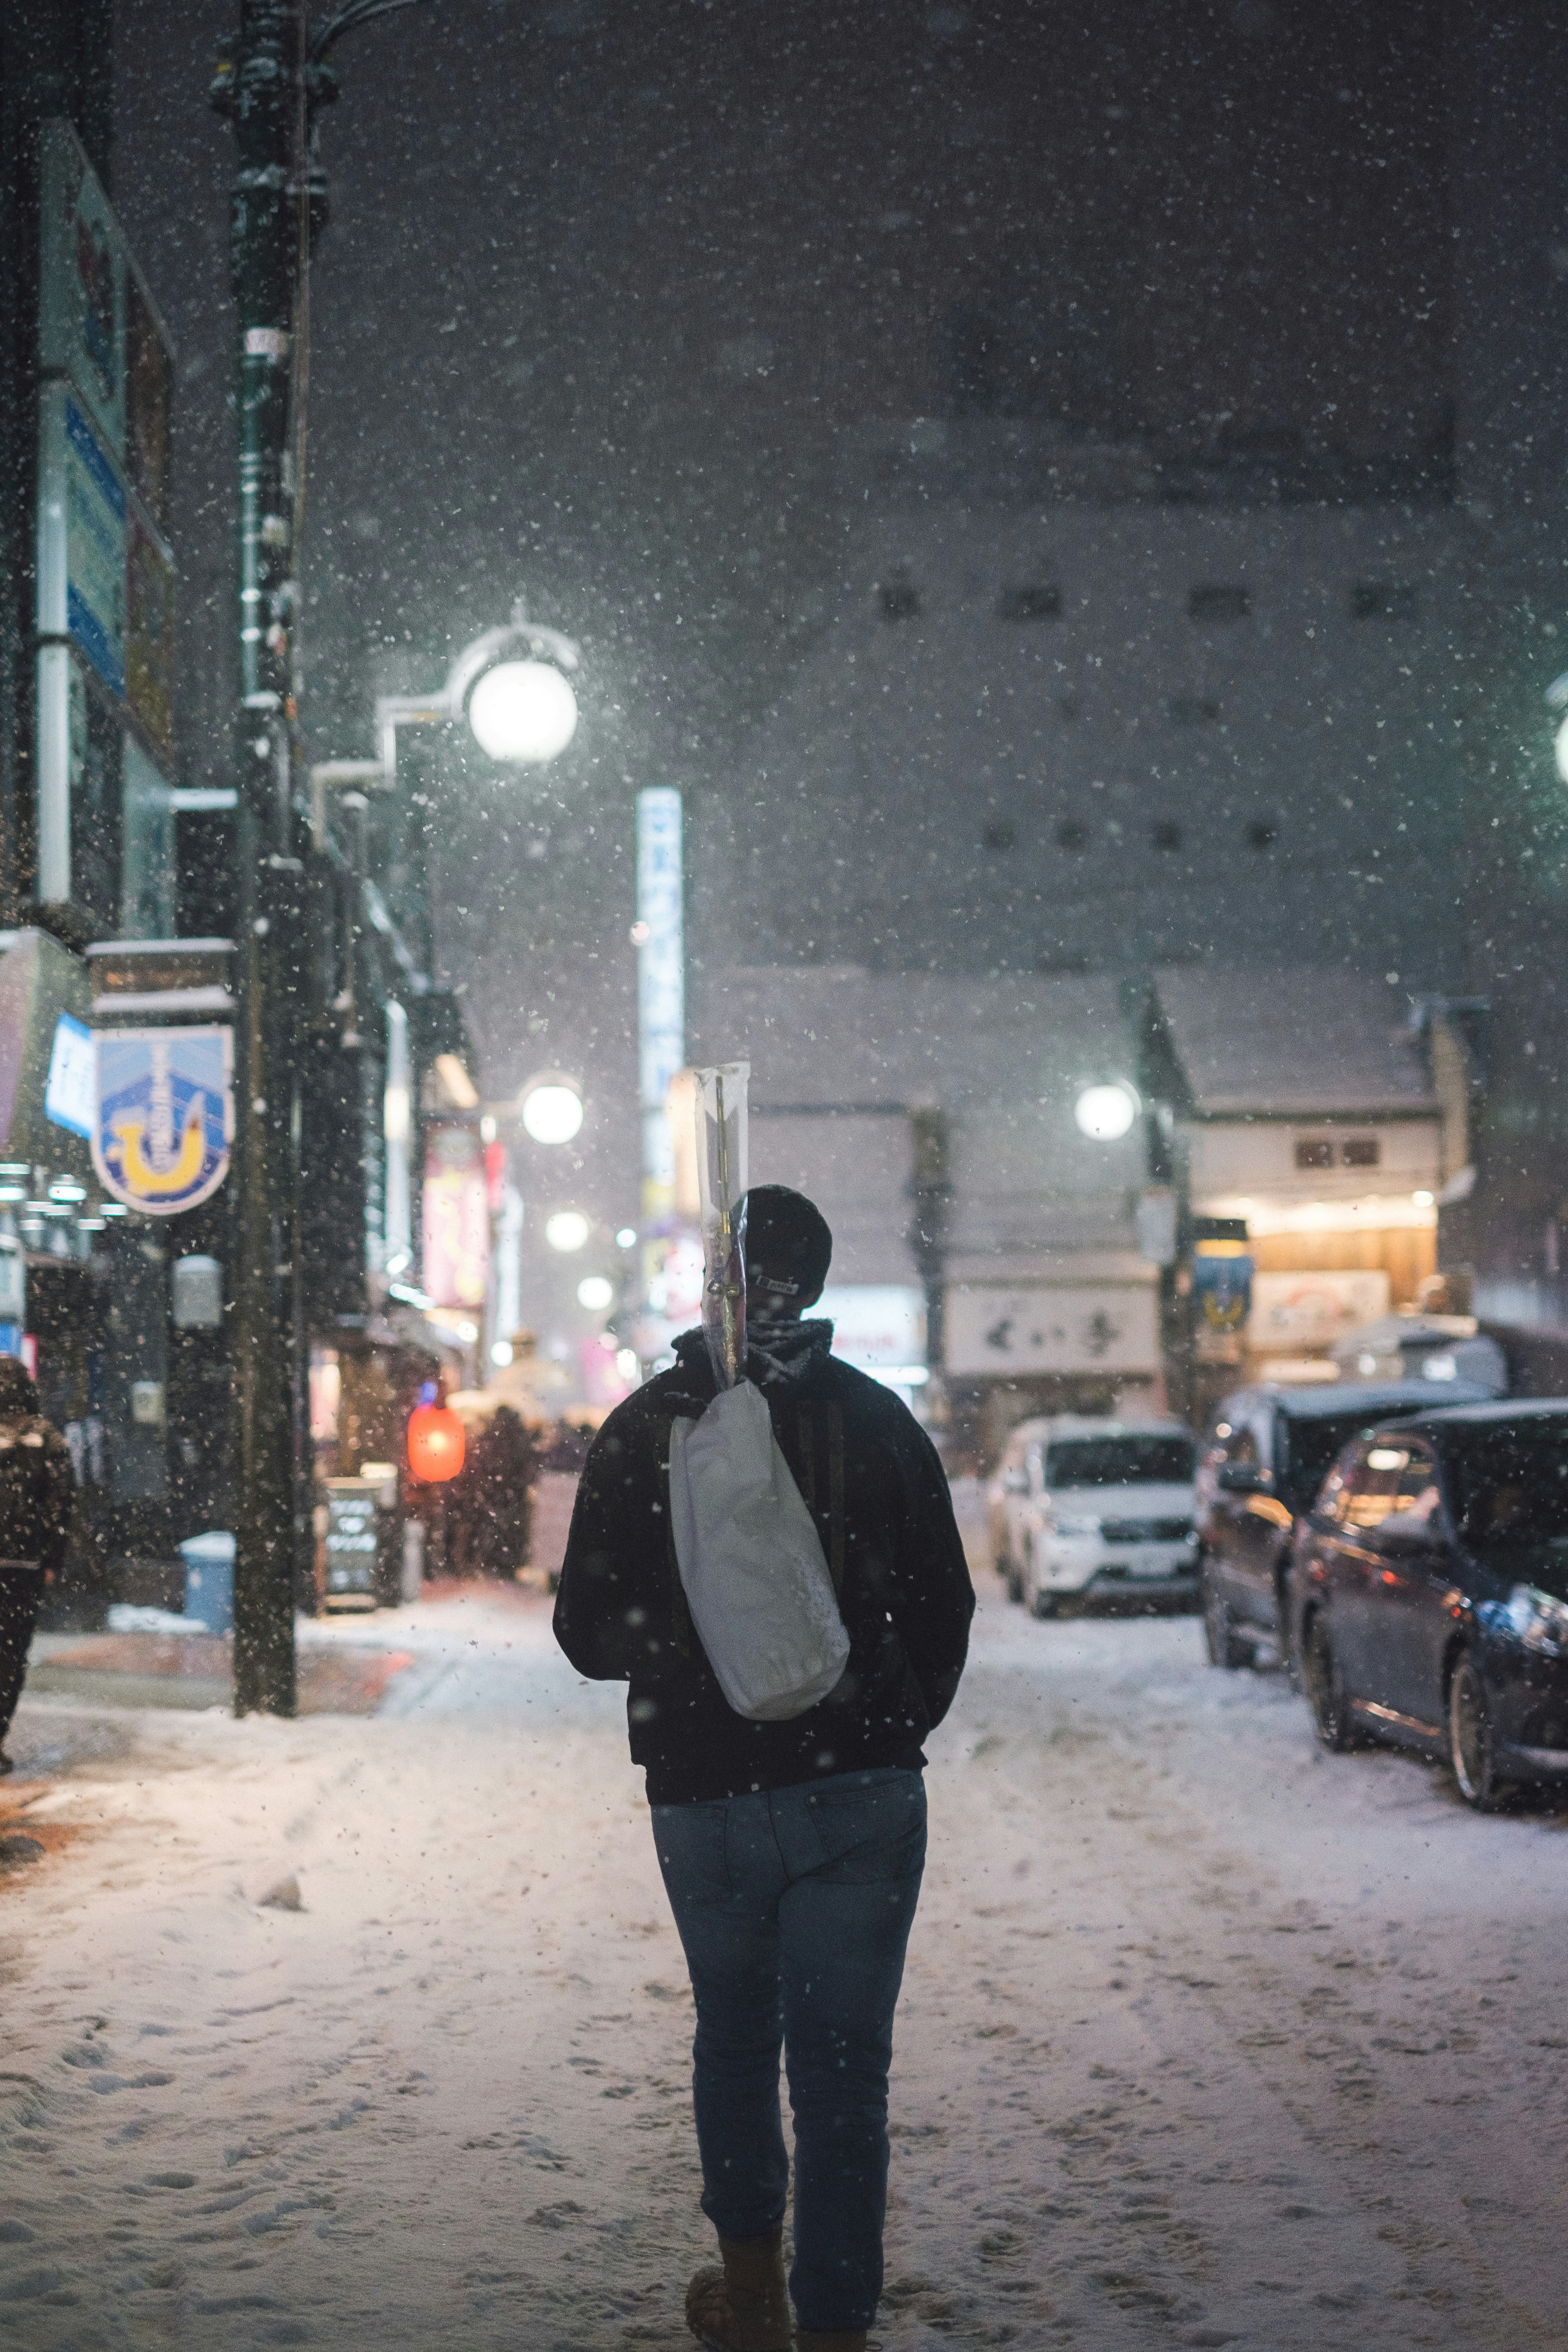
[739,1185,833,1308]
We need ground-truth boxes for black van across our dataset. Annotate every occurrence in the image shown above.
[1197,1379,1492,1670]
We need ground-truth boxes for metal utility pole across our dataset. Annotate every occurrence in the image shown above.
[211,0,329,1715]
[908,1106,952,1432]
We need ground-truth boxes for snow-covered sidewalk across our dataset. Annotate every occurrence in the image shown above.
[1,1576,1566,2348]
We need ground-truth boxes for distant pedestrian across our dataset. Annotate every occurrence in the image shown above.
[555,1185,973,2352]
[0,1358,76,1775]
[468,1403,539,1577]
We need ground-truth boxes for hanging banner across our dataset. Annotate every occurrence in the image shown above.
[422,1125,489,1308]
[93,1026,233,1214]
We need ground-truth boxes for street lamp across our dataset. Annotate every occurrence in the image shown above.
[1074,1082,1140,1141]
[519,1073,585,1145]
[468,662,579,765]
[376,599,581,785]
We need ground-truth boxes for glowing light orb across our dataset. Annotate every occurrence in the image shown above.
[1074,1082,1140,1141]
[466,660,579,764]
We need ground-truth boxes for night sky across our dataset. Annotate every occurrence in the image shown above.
[108,0,1459,1234]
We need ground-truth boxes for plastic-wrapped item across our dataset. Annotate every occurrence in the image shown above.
[670,1381,850,1719]
[694,1063,748,1388]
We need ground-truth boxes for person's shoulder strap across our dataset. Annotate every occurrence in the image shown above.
[650,1412,693,1656]
[792,1401,845,1595]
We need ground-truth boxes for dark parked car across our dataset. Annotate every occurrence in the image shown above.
[1292,1399,1568,1809]
[1197,1380,1491,1670]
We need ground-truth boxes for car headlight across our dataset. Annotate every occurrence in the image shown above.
[1049,1515,1101,1539]
[1505,1584,1568,1655]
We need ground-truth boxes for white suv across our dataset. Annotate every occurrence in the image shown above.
[989,1415,1199,1617]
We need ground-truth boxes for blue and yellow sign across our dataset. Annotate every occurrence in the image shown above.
[92,1027,232,1215]
[1192,1246,1254,1334]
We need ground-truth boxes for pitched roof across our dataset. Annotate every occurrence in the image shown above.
[1153,967,1437,1118]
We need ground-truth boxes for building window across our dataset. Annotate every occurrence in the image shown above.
[1188,584,1250,622]
[1350,579,1419,620]
[1245,817,1278,850]
[997,584,1062,621]
[1054,695,1078,721]
[1294,1138,1334,1170]
[1341,1136,1380,1168]
[1150,820,1183,851]
[982,818,1016,851]
[1056,818,1088,851]
[879,582,921,620]
[1168,696,1221,724]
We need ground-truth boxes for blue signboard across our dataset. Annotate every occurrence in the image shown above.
[93,1027,233,1215]
[1192,1250,1254,1335]
[44,1012,94,1139]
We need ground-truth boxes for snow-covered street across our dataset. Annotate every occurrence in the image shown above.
[2,1564,1567,2350]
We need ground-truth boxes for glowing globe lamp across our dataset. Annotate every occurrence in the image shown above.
[467,660,579,765]
[1074,1082,1140,1141]
[521,1082,584,1145]
[546,1210,590,1252]
[408,1400,466,1483]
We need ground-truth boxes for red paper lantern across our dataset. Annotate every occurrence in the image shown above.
[408,1401,466,1483]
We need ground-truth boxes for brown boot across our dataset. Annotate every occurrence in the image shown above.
[796,2334,869,2352]
[684,2226,791,2352]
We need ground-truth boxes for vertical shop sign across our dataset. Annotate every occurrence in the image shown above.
[637,788,683,1214]
[37,121,126,457]
[37,388,126,698]
[125,508,174,755]
[422,1125,488,1308]
[124,269,172,527]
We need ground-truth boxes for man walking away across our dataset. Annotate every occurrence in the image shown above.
[555,1185,974,2352]
[0,1357,76,1775]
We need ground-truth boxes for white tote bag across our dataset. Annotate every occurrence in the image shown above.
[669,1379,851,1722]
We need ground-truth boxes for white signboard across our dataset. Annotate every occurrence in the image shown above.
[1249,1268,1390,1354]
[819,1284,926,1376]
[946,1283,1160,1378]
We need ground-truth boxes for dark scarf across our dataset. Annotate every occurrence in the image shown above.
[745,1314,834,1389]
[672,1317,835,1397]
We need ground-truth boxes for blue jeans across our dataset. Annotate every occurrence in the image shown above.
[652,1766,927,2334]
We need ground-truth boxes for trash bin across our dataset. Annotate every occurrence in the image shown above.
[179,1530,235,1635]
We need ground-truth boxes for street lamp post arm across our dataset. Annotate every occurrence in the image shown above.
[374,606,583,782]
[440,617,581,712]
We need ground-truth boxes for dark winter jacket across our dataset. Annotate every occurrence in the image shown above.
[0,1412,75,1574]
[553,1323,974,1804]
